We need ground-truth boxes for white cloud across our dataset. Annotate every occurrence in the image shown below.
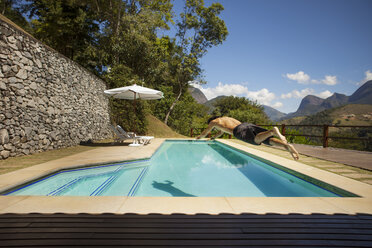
[271,102,283,108]
[358,70,372,85]
[281,88,315,99]
[246,88,276,105]
[281,88,333,99]
[321,75,338,85]
[317,90,333,98]
[190,82,276,106]
[286,71,338,86]
[286,71,310,84]
[366,70,372,81]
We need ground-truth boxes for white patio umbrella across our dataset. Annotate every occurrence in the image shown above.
[104,84,164,132]
[104,84,164,101]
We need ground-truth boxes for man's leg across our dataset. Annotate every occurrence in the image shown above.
[254,130,274,144]
[211,131,224,140]
[196,123,215,139]
[269,138,300,160]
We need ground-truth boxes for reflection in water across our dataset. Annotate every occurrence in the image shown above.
[208,144,247,167]
[152,180,195,197]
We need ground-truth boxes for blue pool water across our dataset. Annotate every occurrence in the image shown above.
[5,140,348,197]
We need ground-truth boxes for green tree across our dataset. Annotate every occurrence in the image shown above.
[213,96,270,124]
[1,0,32,32]
[96,0,174,133]
[163,0,228,125]
[23,0,99,68]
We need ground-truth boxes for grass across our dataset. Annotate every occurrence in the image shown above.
[0,146,96,175]
[146,114,186,138]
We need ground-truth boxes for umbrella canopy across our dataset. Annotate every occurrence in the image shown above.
[104,84,163,100]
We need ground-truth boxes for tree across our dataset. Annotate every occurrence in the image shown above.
[22,0,99,67]
[95,0,174,133]
[213,96,270,124]
[163,0,228,125]
[1,0,32,33]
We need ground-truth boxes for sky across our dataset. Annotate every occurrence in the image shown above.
[177,0,372,113]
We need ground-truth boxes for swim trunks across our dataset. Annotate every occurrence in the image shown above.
[233,123,272,145]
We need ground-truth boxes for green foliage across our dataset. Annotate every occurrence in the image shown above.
[284,128,315,145]
[163,0,228,124]
[168,93,208,135]
[213,96,270,124]
[23,0,99,69]
[329,128,372,152]
[6,0,228,135]
[1,0,32,33]
[151,87,208,135]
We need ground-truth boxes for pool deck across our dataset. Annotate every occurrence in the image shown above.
[0,138,371,215]
[293,144,372,171]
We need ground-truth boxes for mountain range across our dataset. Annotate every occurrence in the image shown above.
[189,80,372,121]
[283,80,372,120]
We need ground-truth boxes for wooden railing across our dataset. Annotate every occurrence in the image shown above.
[190,124,372,148]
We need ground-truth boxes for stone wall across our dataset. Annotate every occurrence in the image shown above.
[0,16,111,159]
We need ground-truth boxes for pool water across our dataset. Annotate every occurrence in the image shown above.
[5,140,347,197]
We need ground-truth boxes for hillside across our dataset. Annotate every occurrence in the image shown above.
[263,105,287,121]
[203,96,227,113]
[349,81,372,104]
[146,114,186,138]
[282,81,372,120]
[282,104,372,126]
[188,86,208,104]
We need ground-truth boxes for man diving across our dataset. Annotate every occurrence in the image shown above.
[196,116,300,160]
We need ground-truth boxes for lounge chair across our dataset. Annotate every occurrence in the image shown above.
[116,125,154,146]
[110,125,143,144]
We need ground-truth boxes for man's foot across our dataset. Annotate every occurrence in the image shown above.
[287,144,300,161]
[273,127,287,144]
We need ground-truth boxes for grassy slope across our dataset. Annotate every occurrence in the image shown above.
[281,104,372,125]
[146,114,187,138]
[330,104,372,125]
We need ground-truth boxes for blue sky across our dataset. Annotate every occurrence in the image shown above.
[180,0,372,113]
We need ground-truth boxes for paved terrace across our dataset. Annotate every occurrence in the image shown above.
[0,138,371,246]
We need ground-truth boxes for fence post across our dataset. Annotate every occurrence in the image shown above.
[323,125,329,148]
[281,124,286,136]
[190,128,193,137]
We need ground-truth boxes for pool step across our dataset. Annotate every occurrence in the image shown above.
[127,166,149,196]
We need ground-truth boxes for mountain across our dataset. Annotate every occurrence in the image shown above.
[203,96,227,113]
[282,81,371,120]
[349,80,372,104]
[321,93,349,109]
[188,86,208,104]
[189,80,372,122]
[262,105,287,121]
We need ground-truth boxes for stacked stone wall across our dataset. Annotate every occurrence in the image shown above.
[0,16,111,159]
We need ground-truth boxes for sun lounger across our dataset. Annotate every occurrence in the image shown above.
[116,125,154,146]
[110,125,143,144]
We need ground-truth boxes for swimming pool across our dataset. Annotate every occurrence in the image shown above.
[3,140,356,197]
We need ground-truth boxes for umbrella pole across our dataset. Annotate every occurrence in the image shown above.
[133,93,136,134]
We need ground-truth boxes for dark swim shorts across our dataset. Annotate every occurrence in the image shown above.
[233,123,272,145]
